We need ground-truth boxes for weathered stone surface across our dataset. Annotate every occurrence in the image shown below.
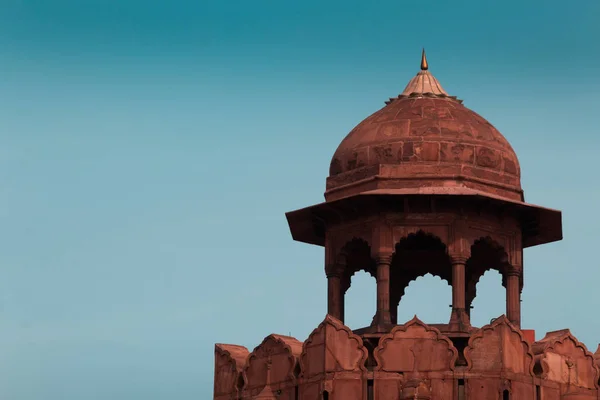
[242,334,302,399]
[465,315,535,375]
[374,317,457,372]
[532,329,599,391]
[300,315,368,377]
[327,95,522,202]
[214,344,249,400]
[213,52,590,400]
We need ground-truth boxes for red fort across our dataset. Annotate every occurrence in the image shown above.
[213,51,600,399]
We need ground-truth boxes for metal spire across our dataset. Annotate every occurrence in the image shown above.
[421,48,428,71]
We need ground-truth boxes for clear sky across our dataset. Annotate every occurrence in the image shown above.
[0,1,599,399]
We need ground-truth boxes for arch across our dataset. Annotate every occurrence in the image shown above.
[464,315,535,376]
[214,344,249,399]
[465,236,511,316]
[337,237,376,294]
[531,329,599,389]
[242,334,302,397]
[395,273,452,324]
[299,315,368,379]
[389,230,451,324]
[374,316,458,372]
[344,269,376,329]
[595,345,600,386]
[469,269,506,327]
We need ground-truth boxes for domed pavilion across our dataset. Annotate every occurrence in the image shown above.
[213,51,599,400]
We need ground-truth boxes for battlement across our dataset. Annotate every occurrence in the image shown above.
[215,315,600,399]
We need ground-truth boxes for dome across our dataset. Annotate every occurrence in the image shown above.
[326,51,522,203]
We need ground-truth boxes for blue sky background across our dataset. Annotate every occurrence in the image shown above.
[0,1,599,399]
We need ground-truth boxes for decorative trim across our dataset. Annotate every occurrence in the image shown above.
[241,334,302,391]
[373,315,458,372]
[214,344,250,396]
[464,314,535,377]
[299,314,369,377]
[531,329,600,389]
[375,253,393,265]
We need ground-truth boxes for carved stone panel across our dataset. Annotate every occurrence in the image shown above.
[300,315,368,379]
[464,315,534,375]
[374,317,458,372]
[243,334,302,398]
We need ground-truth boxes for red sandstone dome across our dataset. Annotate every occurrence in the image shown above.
[326,50,522,203]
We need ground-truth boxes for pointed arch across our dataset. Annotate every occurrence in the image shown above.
[395,273,452,324]
[531,329,599,389]
[338,237,376,293]
[242,334,303,397]
[464,315,535,376]
[344,269,376,329]
[374,316,458,372]
[468,269,505,327]
[465,236,511,315]
[595,344,600,385]
[214,344,249,399]
[389,230,451,324]
[300,315,368,379]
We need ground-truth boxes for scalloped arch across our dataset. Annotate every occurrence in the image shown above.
[466,236,514,313]
[394,229,449,254]
[242,334,302,393]
[214,344,249,397]
[299,315,368,378]
[373,316,458,372]
[532,329,600,389]
[464,315,535,376]
[390,231,451,313]
[392,272,451,312]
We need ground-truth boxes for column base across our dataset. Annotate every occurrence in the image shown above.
[448,308,471,332]
[371,310,392,330]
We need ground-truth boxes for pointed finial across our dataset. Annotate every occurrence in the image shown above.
[421,48,428,71]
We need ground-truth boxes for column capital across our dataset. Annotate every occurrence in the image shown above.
[374,253,393,265]
[504,263,522,276]
[325,262,345,277]
[449,254,469,265]
[326,271,342,279]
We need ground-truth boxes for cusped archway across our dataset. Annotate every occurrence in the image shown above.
[390,231,451,324]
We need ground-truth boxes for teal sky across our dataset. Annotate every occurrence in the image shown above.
[1,1,599,399]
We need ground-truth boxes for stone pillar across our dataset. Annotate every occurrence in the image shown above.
[505,264,521,328]
[326,272,343,321]
[449,254,471,331]
[390,300,398,325]
[372,253,392,327]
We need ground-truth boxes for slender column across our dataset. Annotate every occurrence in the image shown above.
[326,272,342,321]
[449,255,471,331]
[390,298,398,325]
[339,289,345,323]
[505,264,521,328]
[373,253,392,326]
